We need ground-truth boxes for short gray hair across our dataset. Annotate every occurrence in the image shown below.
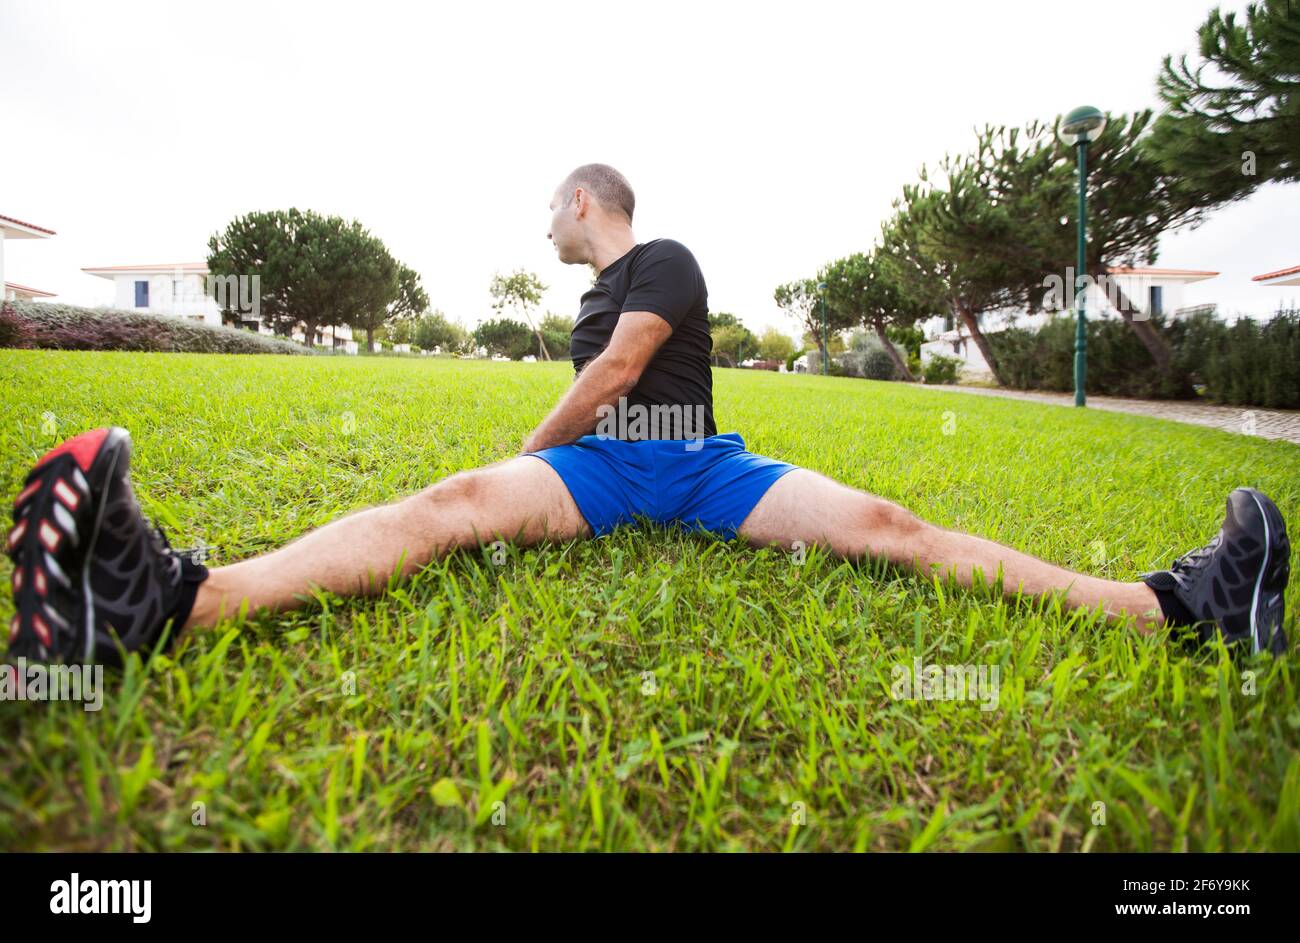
[557,163,635,222]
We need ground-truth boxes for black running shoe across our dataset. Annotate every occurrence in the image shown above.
[6,427,208,666]
[1143,487,1290,657]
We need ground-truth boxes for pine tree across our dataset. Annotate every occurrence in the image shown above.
[1149,0,1300,202]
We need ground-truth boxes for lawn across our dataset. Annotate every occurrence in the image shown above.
[1,350,1297,852]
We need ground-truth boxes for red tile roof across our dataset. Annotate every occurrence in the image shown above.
[0,213,56,236]
[1105,266,1219,277]
[1252,264,1300,282]
[4,281,56,298]
[81,263,208,273]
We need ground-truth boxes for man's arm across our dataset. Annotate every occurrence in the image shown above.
[521,311,672,453]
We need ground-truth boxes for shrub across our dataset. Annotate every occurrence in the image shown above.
[988,315,1187,399]
[1190,309,1300,408]
[839,331,897,380]
[540,312,574,360]
[906,352,922,380]
[0,303,34,348]
[987,309,1300,406]
[473,318,534,360]
[923,354,962,385]
[6,300,312,355]
[413,310,472,354]
[862,348,897,380]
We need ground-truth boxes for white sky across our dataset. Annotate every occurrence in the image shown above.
[2,0,1296,334]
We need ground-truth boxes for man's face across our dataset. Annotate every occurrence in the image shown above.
[547,186,584,265]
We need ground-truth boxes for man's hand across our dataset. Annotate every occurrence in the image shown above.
[521,311,673,453]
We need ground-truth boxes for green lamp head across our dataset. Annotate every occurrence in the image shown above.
[1058,105,1107,146]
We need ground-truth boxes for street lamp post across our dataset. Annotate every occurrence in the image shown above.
[1058,105,1106,407]
[816,281,828,376]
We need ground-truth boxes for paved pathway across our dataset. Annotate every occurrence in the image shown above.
[913,384,1300,445]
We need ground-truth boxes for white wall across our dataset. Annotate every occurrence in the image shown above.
[110,271,222,325]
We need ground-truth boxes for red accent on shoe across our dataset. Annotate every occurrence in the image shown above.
[7,518,26,549]
[38,519,60,553]
[15,480,41,507]
[12,567,22,592]
[34,568,46,596]
[32,613,51,646]
[33,427,109,474]
[8,615,18,643]
[53,478,80,511]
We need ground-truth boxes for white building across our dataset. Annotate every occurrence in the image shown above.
[296,324,358,354]
[1100,266,1219,317]
[1,213,58,302]
[82,262,223,325]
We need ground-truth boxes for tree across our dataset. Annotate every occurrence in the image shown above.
[757,327,796,364]
[413,310,471,353]
[775,279,855,370]
[711,321,757,367]
[801,331,847,355]
[708,311,742,329]
[474,318,534,359]
[207,208,316,338]
[1051,114,1217,370]
[1149,0,1300,203]
[968,116,1214,371]
[887,323,925,361]
[387,319,414,345]
[383,265,429,348]
[539,312,574,360]
[338,246,428,353]
[489,269,550,360]
[822,251,931,382]
[207,209,425,351]
[878,176,1018,385]
[878,115,1215,383]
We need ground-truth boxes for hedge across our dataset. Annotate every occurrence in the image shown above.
[0,300,313,355]
[987,308,1300,409]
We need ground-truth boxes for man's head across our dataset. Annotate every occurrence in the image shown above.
[548,163,636,266]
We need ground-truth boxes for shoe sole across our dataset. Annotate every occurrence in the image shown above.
[8,426,131,662]
[79,427,132,662]
[1243,488,1289,656]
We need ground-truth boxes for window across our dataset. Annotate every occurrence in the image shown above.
[134,280,149,307]
[174,278,186,303]
[1148,285,1163,316]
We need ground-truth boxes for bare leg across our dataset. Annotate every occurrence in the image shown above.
[184,456,588,630]
[739,469,1163,630]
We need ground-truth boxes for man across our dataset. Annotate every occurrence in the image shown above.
[4,163,1291,664]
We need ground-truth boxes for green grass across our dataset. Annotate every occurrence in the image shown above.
[1,350,1298,851]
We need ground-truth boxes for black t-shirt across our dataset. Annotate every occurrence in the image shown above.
[570,238,716,439]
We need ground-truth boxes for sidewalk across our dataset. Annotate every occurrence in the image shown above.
[914,383,1300,445]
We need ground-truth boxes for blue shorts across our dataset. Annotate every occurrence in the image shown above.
[525,432,797,539]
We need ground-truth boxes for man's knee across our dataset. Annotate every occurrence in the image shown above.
[424,468,487,506]
[402,468,490,526]
[858,495,929,548]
